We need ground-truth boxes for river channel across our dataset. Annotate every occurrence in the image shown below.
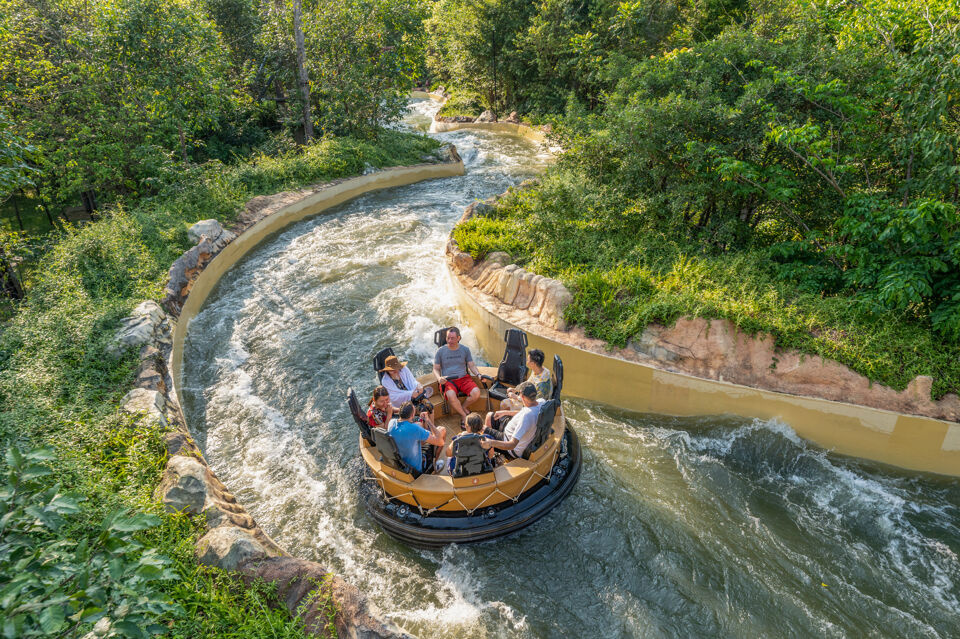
[180,99,960,638]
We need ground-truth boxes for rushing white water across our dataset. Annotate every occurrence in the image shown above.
[181,100,960,638]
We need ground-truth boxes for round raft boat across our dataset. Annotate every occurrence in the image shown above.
[347,328,581,548]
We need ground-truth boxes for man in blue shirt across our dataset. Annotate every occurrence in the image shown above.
[387,402,447,473]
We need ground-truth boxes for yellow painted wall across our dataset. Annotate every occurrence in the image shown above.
[450,272,960,478]
[170,163,464,405]
[430,120,547,143]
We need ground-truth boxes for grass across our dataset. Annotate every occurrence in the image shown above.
[435,88,484,119]
[453,169,960,400]
[0,129,440,637]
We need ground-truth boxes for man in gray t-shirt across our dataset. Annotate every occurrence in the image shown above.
[433,326,481,425]
[482,381,544,458]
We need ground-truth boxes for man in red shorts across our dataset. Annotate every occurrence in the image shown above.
[433,326,482,427]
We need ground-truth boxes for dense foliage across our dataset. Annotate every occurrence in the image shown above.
[0,0,427,213]
[0,131,437,636]
[0,0,440,634]
[446,0,960,394]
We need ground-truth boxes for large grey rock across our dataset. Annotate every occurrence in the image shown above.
[108,301,167,357]
[120,388,167,427]
[157,456,209,514]
[476,110,497,123]
[188,219,224,244]
[196,526,271,571]
[239,557,413,639]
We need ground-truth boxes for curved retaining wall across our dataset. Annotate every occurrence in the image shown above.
[430,120,547,143]
[446,253,960,479]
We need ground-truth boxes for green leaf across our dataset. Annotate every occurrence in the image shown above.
[38,605,67,633]
[108,512,160,533]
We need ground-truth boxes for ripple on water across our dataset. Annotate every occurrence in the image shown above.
[181,102,960,639]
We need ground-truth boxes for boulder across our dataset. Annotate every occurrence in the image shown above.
[504,111,521,124]
[107,301,167,358]
[512,271,536,309]
[471,262,501,289]
[486,251,510,266]
[157,455,209,514]
[472,200,496,216]
[188,218,236,251]
[538,280,573,330]
[204,502,257,530]
[135,358,166,393]
[527,276,551,318]
[476,110,497,123]
[495,265,521,305]
[451,250,474,273]
[163,237,216,315]
[481,265,505,295]
[196,526,272,571]
[121,388,166,427]
[163,431,201,457]
[188,219,224,244]
[238,557,413,639]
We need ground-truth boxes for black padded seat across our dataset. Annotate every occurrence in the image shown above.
[522,398,559,459]
[373,347,396,384]
[487,328,528,401]
[452,433,493,477]
[372,427,418,477]
[347,387,374,445]
[551,355,563,401]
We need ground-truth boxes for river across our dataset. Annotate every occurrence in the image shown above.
[179,99,960,638]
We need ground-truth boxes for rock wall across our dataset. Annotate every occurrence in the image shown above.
[447,195,960,424]
[115,158,468,638]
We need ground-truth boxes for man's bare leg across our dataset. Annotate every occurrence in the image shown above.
[445,388,468,423]
[463,387,481,413]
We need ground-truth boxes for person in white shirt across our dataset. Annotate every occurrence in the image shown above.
[380,355,432,406]
[481,382,544,459]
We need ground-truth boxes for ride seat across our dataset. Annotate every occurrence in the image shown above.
[551,355,564,401]
[522,398,560,459]
[371,427,419,477]
[452,433,493,477]
[347,387,374,445]
[373,347,396,384]
[487,328,528,401]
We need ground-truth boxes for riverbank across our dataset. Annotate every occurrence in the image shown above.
[447,195,960,477]
[0,130,446,637]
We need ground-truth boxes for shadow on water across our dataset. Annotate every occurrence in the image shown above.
[180,100,960,639]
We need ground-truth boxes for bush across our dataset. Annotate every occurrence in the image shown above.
[0,447,180,638]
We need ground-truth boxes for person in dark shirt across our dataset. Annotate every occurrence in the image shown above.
[366,385,393,428]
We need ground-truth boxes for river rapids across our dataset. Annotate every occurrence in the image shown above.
[180,99,960,638]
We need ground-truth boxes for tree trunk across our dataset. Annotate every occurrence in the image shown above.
[292,0,313,143]
[12,193,23,231]
[178,126,189,163]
